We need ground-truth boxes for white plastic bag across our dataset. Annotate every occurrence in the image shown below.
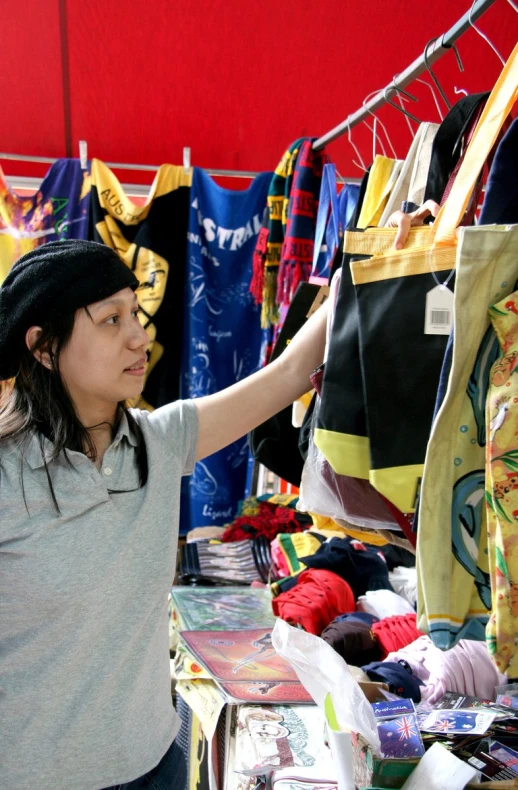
[298,394,400,531]
[271,619,380,752]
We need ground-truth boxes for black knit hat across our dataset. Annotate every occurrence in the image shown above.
[0,240,139,380]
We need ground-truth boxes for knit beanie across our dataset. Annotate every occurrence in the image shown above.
[0,240,139,379]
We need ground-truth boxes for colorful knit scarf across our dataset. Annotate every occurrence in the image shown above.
[277,139,328,309]
[250,138,304,329]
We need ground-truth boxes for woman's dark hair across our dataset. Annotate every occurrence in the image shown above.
[0,308,148,512]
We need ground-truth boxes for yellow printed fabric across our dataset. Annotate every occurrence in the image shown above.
[309,513,389,546]
[89,159,191,409]
[485,289,518,675]
[357,155,401,229]
[0,159,91,283]
[417,224,518,649]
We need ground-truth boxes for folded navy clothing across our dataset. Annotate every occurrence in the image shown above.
[361,660,424,703]
[334,612,380,627]
[300,537,393,599]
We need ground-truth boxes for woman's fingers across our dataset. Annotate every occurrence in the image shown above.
[386,211,412,250]
[386,200,441,249]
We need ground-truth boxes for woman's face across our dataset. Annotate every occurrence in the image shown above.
[58,287,149,414]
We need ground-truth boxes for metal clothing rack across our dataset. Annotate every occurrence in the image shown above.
[312,0,499,149]
[0,152,264,180]
[0,154,355,194]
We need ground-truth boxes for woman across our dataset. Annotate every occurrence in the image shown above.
[0,240,328,790]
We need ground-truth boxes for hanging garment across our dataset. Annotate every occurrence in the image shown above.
[356,155,401,229]
[250,138,304,328]
[310,163,343,280]
[276,139,329,309]
[180,168,270,533]
[423,93,490,206]
[378,122,439,224]
[329,166,371,281]
[485,289,518,676]
[0,159,90,283]
[318,45,518,516]
[299,274,401,532]
[416,54,518,650]
[89,159,191,410]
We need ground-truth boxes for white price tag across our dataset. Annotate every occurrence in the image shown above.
[424,285,453,336]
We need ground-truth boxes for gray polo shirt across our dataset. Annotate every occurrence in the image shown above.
[0,399,198,790]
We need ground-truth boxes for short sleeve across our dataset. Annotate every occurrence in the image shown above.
[131,399,199,476]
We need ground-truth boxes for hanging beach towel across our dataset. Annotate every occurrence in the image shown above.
[0,159,91,283]
[89,158,191,409]
[180,167,271,533]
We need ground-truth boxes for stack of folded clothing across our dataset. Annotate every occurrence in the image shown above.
[299,537,393,598]
[385,635,507,704]
[221,496,311,543]
[271,569,355,635]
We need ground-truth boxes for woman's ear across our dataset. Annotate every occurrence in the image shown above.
[25,326,51,369]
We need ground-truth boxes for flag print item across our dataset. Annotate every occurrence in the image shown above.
[420,710,497,735]
[377,714,425,759]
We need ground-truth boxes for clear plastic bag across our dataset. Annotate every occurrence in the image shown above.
[298,394,400,531]
[272,619,381,753]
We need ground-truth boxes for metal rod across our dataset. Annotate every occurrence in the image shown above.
[312,0,499,149]
[0,154,359,185]
[0,153,261,179]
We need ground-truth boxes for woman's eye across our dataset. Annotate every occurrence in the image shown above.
[106,315,119,325]
[132,308,141,319]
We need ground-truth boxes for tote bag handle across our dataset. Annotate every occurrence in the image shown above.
[433,43,518,246]
[311,163,340,277]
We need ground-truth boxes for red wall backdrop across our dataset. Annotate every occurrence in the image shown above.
[1,0,517,187]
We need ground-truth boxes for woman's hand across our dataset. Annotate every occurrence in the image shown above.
[386,200,441,250]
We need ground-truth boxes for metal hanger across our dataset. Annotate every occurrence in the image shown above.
[468,0,506,65]
[507,0,518,12]
[346,120,367,172]
[383,83,422,124]
[423,38,464,111]
[414,77,444,120]
[363,118,387,159]
[362,89,398,159]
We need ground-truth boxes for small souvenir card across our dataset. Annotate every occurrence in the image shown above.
[420,709,497,735]
[377,714,425,759]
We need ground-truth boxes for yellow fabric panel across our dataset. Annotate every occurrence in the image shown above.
[343,225,432,257]
[357,155,397,230]
[309,514,389,546]
[90,158,192,225]
[314,428,370,479]
[369,464,424,514]
[350,243,457,285]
